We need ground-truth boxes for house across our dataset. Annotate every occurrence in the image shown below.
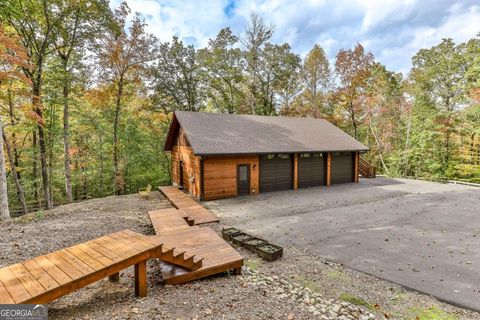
[164,111,369,201]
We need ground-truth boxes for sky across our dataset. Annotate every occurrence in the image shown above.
[111,0,480,75]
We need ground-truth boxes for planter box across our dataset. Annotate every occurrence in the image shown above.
[243,237,267,252]
[256,243,283,261]
[230,232,253,246]
[221,228,241,241]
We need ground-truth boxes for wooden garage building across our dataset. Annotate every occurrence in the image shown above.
[164,111,368,201]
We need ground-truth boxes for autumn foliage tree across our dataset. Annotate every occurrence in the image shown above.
[335,44,375,139]
[96,2,156,195]
[0,25,31,219]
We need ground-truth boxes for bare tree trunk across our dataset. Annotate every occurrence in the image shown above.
[2,128,27,214]
[32,130,40,207]
[33,91,53,210]
[0,115,10,220]
[63,83,73,202]
[7,86,21,179]
[350,102,358,139]
[113,79,124,195]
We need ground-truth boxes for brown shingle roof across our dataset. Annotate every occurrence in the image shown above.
[166,111,368,155]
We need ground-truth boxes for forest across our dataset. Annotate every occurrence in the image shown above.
[0,0,479,219]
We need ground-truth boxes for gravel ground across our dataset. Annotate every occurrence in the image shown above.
[0,191,478,320]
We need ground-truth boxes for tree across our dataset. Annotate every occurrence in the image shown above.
[152,37,201,113]
[335,43,375,139]
[0,0,77,209]
[0,25,31,219]
[198,28,244,114]
[302,44,331,117]
[242,13,274,114]
[410,38,469,169]
[96,2,156,195]
[54,0,111,202]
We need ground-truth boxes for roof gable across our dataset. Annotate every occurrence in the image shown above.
[164,111,368,155]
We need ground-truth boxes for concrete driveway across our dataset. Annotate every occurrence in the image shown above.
[204,177,480,311]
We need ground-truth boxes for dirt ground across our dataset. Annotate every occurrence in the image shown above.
[0,191,479,320]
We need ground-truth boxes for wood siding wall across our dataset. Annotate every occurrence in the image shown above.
[170,129,201,198]
[203,156,259,200]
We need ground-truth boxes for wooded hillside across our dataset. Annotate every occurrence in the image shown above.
[0,1,479,218]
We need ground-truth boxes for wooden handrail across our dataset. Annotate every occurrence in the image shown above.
[359,157,376,178]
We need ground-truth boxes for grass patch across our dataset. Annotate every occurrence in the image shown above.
[294,275,322,293]
[326,269,349,282]
[14,210,50,224]
[245,258,262,270]
[409,306,457,320]
[339,292,375,311]
[389,292,406,305]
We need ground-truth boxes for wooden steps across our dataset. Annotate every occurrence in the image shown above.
[151,187,243,284]
[159,186,219,225]
[359,157,376,178]
[153,227,243,284]
[0,230,202,304]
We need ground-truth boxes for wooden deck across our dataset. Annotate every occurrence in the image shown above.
[159,186,219,225]
[154,227,243,284]
[0,230,202,304]
[148,209,191,234]
[148,195,243,285]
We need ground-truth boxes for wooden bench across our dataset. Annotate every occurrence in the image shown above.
[138,184,152,199]
[0,230,202,304]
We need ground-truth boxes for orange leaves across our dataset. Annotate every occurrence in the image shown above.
[0,25,32,85]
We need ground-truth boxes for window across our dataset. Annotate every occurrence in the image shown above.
[277,154,290,159]
[300,153,311,158]
[263,155,275,160]
[239,166,248,181]
[312,153,323,158]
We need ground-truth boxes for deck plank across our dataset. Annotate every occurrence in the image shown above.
[45,252,84,280]
[9,264,45,297]
[65,246,105,271]
[22,260,59,291]
[158,186,219,225]
[0,266,32,303]
[0,280,14,304]
[57,249,96,275]
[34,256,72,286]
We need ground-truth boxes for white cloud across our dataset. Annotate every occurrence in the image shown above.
[112,0,480,73]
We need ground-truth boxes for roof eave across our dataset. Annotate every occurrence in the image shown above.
[196,148,369,157]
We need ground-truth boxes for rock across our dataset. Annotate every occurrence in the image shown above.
[307,306,316,313]
[332,304,341,313]
[131,308,139,314]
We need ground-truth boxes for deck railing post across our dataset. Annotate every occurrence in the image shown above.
[134,260,147,297]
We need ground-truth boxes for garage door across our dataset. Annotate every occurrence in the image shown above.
[260,154,293,192]
[330,152,354,184]
[298,153,326,188]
